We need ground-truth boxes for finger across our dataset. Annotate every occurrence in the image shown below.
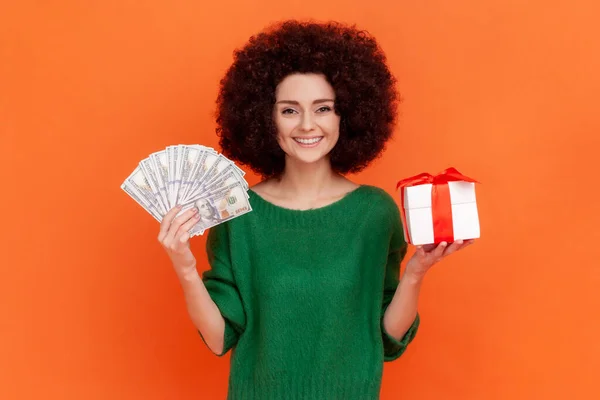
[415,246,426,258]
[165,207,198,243]
[158,205,183,242]
[433,241,448,259]
[443,240,463,257]
[455,239,474,252]
[176,213,201,243]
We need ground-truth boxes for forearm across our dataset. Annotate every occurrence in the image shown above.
[177,268,226,354]
[383,272,423,340]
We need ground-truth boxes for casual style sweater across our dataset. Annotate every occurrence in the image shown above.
[199,184,420,400]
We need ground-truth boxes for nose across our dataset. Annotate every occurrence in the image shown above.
[299,112,316,131]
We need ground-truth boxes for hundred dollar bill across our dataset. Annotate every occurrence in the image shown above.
[172,145,181,206]
[179,147,209,201]
[149,150,170,210]
[190,165,248,200]
[166,145,180,207]
[123,166,165,216]
[191,183,252,236]
[176,145,201,206]
[120,180,163,222]
[180,151,219,202]
[204,163,248,189]
[191,144,217,154]
[203,154,231,182]
[175,180,239,218]
[185,159,236,201]
[183,154,239,202]
[139,157,167,215]
[198,145,244,177]
[175,182,252,236]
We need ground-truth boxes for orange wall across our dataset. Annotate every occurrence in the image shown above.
[2,1,599,399]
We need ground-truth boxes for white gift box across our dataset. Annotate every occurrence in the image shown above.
[397,169,481,246]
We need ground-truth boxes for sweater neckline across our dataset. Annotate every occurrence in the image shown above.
[247,184,368,224]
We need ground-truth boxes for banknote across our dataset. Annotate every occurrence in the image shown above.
[173,182,252,236]
[184,162,248,202]
[180,149,217,201]
[139,158,168,215]
[120,176,163,222]
[177,145,202,206]
[149,150,170,210]
[122,166,164,215]
[121,144,252,235]
[181,152,221,202]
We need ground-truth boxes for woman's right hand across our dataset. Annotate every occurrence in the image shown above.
[158,205,201,278]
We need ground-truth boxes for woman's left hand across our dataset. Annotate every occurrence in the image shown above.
[404,239,475,281]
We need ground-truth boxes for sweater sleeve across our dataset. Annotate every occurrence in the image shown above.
[198,222,246,357]
[380,202,420,362]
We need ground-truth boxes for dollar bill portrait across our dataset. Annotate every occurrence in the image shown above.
[192,198,220,229]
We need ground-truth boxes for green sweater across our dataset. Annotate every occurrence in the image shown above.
[199,184,420,400]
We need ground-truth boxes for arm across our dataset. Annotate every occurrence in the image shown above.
[379,202,420,362]
[159,206,246,356]
[382,270,422,345]
[380,197,475,360]
[177,269,229,356]
[195,222,246,356]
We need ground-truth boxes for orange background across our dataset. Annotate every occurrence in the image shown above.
[2,0,599,399]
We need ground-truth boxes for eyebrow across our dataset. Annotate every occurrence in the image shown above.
[275,99,335,105]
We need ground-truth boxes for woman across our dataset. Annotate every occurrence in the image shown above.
[157,20,473,399]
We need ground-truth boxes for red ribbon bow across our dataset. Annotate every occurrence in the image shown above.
[396,167,479,244]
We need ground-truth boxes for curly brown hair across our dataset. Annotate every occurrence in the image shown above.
[214,19,400,179]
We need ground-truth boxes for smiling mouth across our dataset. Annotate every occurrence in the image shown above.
[293,137,323,145]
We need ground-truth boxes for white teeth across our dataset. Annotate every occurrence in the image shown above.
[294,137,323,144]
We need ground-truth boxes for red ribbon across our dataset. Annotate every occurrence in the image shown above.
[396,167,479,244]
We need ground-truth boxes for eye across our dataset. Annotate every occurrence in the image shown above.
[282,108,297,115]
[316,106,332,113]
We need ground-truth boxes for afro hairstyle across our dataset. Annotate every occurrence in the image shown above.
[214,19,401,179]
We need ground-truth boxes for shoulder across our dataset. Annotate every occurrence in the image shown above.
[354,184,403,235]
[357,184,400,214]
[356,185,407,250]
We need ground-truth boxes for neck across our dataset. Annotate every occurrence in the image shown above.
[275,156,338,199]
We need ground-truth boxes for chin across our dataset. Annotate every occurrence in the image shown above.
[288,151,331,165]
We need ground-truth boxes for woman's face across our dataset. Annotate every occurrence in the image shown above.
[273,73,340,166]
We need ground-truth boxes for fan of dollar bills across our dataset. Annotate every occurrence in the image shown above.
[121,144,252,237]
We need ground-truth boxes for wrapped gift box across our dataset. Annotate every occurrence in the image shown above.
[396,167,481,245]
